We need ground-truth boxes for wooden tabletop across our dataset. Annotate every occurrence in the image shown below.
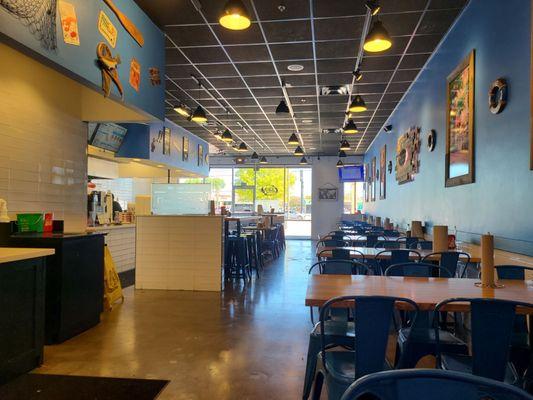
[316,246,481,263]
[305,275,533,313]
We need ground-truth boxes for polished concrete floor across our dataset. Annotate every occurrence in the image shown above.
[38,240,317,399]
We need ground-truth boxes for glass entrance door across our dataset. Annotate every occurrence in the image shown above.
[285,168,312,238]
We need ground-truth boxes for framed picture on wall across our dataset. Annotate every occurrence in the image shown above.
[198,144,203,166]
[379,145,386,199]
[318,187,338,201]
[371,156,376,202]
[446,50,475,187]
[364,163,370,202]
[182,136,189,161]
[163,127,171,155]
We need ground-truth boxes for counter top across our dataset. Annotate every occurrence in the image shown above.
[87,224,136,232]
[10,232,106,240]
[0,247,55,263]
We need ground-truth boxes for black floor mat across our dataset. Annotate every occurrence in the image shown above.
[0,374,169,400]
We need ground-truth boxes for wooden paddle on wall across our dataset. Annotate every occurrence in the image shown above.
[103,0,144,47]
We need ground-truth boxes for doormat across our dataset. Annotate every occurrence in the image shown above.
[0,373,169,400]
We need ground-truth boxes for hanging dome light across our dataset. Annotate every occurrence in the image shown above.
[364,20,392,53]
[288,132,299,145]
[237,142,248,152]
[336,160,344,168]
[276,99,290,114]
[299,156,308,165]
[221,129,233,142]
[294,146,304,156]
[251,151,259,160]
[343,119,359,134]
[259,156,268,164]
[349,95,367,113]
[219,0,251,31]
[174,103,190,118]
[338,150,347,158]
[340,140,350,151]
[191,105,208,123]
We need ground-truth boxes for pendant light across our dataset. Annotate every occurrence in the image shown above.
[338,150,347,158]
[340,140,350,151]
[191,81,208,123]
[237,142,248,152]
[343,119,359,134]
[336,160,344,168]
[363,19,392,53]
[221,129,233,142]
[349,95,367,113]
[288,132,300,145]
[299,156,308,165]
[294,146,304,156]
[276,99,290,114]
[251,151,259,160]
[259,156,268,164]
[219,0,251,31]
[174,103,190,118]
[365,0,381,16]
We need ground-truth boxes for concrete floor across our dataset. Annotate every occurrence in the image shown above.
[37,240,317,399]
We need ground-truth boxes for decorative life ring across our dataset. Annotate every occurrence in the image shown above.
[488,78,507,114]
[427,129,436,152]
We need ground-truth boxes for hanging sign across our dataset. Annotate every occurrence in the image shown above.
[129,58,141,92]
[98,11,118,48]
[58,1,80,46]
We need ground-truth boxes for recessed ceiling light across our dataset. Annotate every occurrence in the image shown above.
[287,64,304,72]
[302,119,313,124]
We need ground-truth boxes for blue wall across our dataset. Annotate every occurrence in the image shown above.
[364,0,533,255]
[0,0,165,120]
[118,119,210,177]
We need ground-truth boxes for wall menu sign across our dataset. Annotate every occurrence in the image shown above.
[98,11,118,48]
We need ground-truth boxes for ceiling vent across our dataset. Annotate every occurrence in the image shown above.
[321,128,343,135]
[320,85,350,96]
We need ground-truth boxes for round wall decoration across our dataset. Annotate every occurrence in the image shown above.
[427,129,436,152]
[260,185,278,196]
[488,78,507,114]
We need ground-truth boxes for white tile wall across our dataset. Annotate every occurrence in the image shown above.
[96,226,136,273]
[135,216,223,291]
[0,43,87,232]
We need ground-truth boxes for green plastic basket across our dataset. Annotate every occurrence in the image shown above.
[17,213,44,233]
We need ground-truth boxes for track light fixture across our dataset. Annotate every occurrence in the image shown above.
[276,99,290,114]
[364,19,392,53]
[237,142,248,152]
[340,140,350,151]
[251,151,259,160]
[294,146,304,156]
[349,95,367,113]
[219,0,251,31]
[343,119,359,134]
[365,0,381,16]
[259,156,268,164]
[299,156,308,165]
[214,130,222,139]
[383,124,393,132]
[353,69,363,82]
[174,103,190,118]
[288,132,300,145]
[221,129,233,142]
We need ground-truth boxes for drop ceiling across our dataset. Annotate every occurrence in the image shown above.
[134,0,468,156]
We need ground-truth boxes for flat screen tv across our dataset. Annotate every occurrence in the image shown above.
[88,123,127,153]
[339,165,365,182]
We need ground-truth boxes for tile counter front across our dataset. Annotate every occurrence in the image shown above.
[135,216,223,292]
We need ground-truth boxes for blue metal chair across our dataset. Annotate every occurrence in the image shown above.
[385,263,468,368]
[316,239,349,248]
[317,248,365,262]
[339,369,533,400]
[303,261,370,399]
[435,298,533,385]
[422,251,471,278]
[395,236,419,249]
[310,296,419,400]
[373,250,421,276]
[374,241,401,249]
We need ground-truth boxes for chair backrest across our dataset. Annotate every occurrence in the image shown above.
[309,260,370,276]
[339,369,532,400]
[375,249,421,265]
[332,248,351,260]
[385,262,451,278]
[417,240,433,250]
[496,265,533,280]
[422,251,470,277]
[374,240,401,249]
[395,236,419,249]
[435,298,533,382]
[317,239,348,248]
[319,296,419,379]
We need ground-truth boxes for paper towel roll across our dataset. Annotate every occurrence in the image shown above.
[411,221,424,238]
[375,217,382,227]
[433,225,449,252]
[481,234,495,287]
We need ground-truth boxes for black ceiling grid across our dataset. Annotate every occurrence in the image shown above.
[135,0,468,156]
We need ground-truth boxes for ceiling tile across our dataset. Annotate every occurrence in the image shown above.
[262,20,312,42]
[226,45,271,62]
